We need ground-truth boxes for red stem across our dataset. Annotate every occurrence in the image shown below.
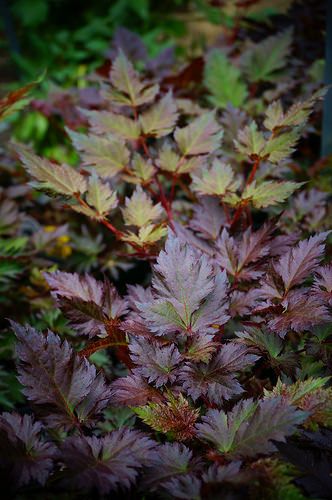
[230,158,260,229]
[246,158,260,185]
[139,136,175,230]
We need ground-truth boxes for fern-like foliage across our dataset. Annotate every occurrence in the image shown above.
[1,18,331,499]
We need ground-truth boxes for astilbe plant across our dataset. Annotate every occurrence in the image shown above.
[0,26,332,499]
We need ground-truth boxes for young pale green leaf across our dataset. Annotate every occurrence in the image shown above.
[72,175,117,220]
[235,122,302,163]
[191,160,239,197]
[157,144,200,174]
[234,121,265,159]
[174,112,223,156]
[204,50,248,108]
[66,129,130,179]
[122,224,167,246]
[263,88,326,131]
[122,186,164,227]
[110,51,159,107]
[134,394,199,441]
[242,29,292,82]
[263,127,302,163]
[84,110,141,141]
[16,144,87,197]
[264,377,331,405]
[122,154,155,185]
[242,180,302,208]
[140,92,178,138]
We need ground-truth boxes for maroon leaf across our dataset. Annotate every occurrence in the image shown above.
[11,322,112,429]
[0,413,56,488]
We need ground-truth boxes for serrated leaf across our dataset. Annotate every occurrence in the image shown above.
[180,343,259,404]
[157,144,200,174]
[122,186,163,227]
[84,109,141,140]
[0,412,56,488]
[264,88,326,131]
[235,121,302,163]
[130,338,181,387]
[274,232,330,292]
[234,121,265,159]
[123,153,155,184]
[196,397,306,458]
[229,289,262,317]
[142,443,196,490]
[44,271,128,338]
[16,144,87,197]
[11,322,112,429]
[190,197,226,240]
[191,160,239,196]
[139,235,229,335]
[204,50,248,108]
[0,78,39,121]
[111,374,163,407]
[122,224,168,246]
[263,127,302,163]
[242,29,293,82]
[268,293,330,336]
[236,327,284,359]
[264,378,332,428]
[184,333,217,363]
[72,175,117,220]
[242,180,302,208]
[135,394,199,441]
[237,223,272,272]
[313,265,332,306]
[67,128,130,179]
[174,112,223,156]
[215,225,272,280]
[140,92,178,137]
[59,430,155,494]
[264,377,330,405]
[110,51,159,106]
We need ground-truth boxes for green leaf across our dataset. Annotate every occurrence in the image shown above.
[0,236,28,257]
[67,129,130,179]
[0,260,23,285]
[123,154,155,184]
[149,300,187,330]
[174,112,223,156]
[109,51,159,107]
[242,181,303,208]
[16,144,87,197]
[72,175,117,220]
[134,393,199,440]
[235,122,302,163]
[191,160,240,196]
[122,224,167,246]
[242,29,293,82]
[264,377,331,405]
[157,144,200,174]
[204,50,248,108]
[84,110,141,141]
[122,186,163,227]
[140,92,178,137]
[234,121,265,159]
[264,88,327,131]
[263,128,302,163]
